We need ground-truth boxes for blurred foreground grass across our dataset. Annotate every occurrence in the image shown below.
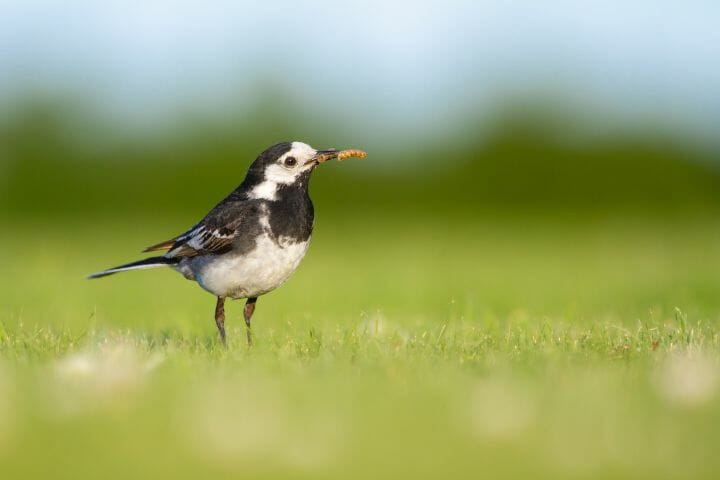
[1,215,719,479]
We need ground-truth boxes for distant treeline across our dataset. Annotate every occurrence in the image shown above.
[1,98,719,219]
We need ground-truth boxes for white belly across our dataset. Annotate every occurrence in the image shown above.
[175,234,310,299]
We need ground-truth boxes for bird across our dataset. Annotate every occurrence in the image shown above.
[89,141,367,346]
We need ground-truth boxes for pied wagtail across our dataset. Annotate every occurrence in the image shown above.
[89,141,366,346]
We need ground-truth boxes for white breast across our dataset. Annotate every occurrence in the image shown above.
[176,234,310,299]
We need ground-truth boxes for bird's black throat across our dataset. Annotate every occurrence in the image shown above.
[266,170,315,243]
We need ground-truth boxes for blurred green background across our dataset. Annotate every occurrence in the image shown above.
[1,1,720,479]
[2,96,720,220]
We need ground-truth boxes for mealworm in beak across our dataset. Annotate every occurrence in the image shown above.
[336,149,367,161]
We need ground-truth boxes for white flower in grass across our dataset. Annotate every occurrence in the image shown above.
[52,340,164,415]
[657,353,719,407]
[469,378,536,440]
[356,312,411,344]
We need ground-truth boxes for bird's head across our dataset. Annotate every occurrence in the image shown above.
[244,141,364,200]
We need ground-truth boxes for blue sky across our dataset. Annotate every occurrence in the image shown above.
[1,0,719,141]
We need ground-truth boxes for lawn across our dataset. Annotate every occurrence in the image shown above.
[1,215,719,479]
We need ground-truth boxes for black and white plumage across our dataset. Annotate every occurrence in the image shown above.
[89,141,355,345]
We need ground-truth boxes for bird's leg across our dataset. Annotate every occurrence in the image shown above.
[243,297,257,347]
[215,296,226,346]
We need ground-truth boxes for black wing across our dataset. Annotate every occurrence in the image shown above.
[154,199,260,259]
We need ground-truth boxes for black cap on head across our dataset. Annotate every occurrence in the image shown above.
[243,141,293,184]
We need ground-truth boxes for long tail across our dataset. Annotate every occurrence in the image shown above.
[87,256,179,279]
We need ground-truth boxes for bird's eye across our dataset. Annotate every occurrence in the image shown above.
[284,156,297,167]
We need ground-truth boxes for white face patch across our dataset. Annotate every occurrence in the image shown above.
[249,141,318,200]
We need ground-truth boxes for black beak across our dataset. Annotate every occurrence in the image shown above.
[306,149,338,166]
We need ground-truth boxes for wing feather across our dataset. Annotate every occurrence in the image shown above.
[162,199,255,258]
[142,239,177,253]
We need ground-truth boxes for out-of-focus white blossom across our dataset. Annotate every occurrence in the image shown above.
[51,341,164,415]
[469,378,536,440]
[657,353,719,408]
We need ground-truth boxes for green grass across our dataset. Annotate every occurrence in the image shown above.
[1,215,720,479]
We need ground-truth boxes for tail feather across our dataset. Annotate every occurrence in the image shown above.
[87,256,179,279]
